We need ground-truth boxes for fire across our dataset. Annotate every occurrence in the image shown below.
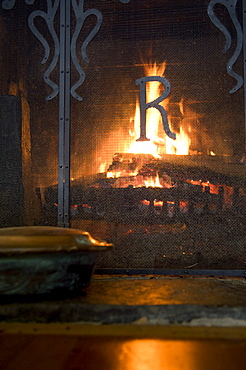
[166,126,191,155]
[100,60,193,177]
[144,172,162,187]
[128,61,191,157]
[128,62,167,158]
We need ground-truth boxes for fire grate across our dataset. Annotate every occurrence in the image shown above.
[37,153,246,271]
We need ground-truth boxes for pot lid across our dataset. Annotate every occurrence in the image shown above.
[0,226,113,254]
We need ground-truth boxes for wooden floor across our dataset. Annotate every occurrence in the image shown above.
[0,324,246,370]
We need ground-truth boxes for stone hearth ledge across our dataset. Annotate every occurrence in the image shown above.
[1,302,246,326]
[1,275,246,326]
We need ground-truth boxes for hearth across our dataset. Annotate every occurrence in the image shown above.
[1,0,246,273]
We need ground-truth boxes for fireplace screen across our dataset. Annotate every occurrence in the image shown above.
[1,0,246,272]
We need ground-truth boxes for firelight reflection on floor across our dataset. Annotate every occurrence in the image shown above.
[116,340,194,370]
[65,337,246,370]
[1,325,246,369]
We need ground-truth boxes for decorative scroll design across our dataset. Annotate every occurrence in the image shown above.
[28,0,60,100]
[2,0,131,100]
[70,0,102,101]
[207,0,243,93]
[70,0,131,100]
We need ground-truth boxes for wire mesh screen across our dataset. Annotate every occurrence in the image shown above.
[0,2,59,227]
[69,0,246,270]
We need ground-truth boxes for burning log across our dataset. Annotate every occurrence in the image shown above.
[37,153,246,225]
[106,152,155,178]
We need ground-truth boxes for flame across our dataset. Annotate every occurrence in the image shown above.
[167,97,191,155]
[166,126,191,155]
[107,171,122,178]
[128,62,167,158]
[98,161,107,173]
[128,61,191,157]
[144,172,162,187]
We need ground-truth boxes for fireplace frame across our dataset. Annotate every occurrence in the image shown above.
[1,0,246,276]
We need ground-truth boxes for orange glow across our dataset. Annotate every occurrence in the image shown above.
[153,200,164,207]
[128,140,162,158]
[107,170,138,179]
[141,200,150,206]
[186,180,220,195]
[141,199,163,207]
[118,340,197,370]
[126,229,133,234]
[166,126,191,155]
[144,173,162,188]
[82,204,92,209]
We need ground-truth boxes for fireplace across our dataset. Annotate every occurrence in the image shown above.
[1,0,246,273]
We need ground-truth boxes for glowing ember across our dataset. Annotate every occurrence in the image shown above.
[141,199,163,207]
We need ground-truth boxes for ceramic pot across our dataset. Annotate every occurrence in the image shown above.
[0,226,113,295]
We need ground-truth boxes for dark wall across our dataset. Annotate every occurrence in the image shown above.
[0,95,24,227]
